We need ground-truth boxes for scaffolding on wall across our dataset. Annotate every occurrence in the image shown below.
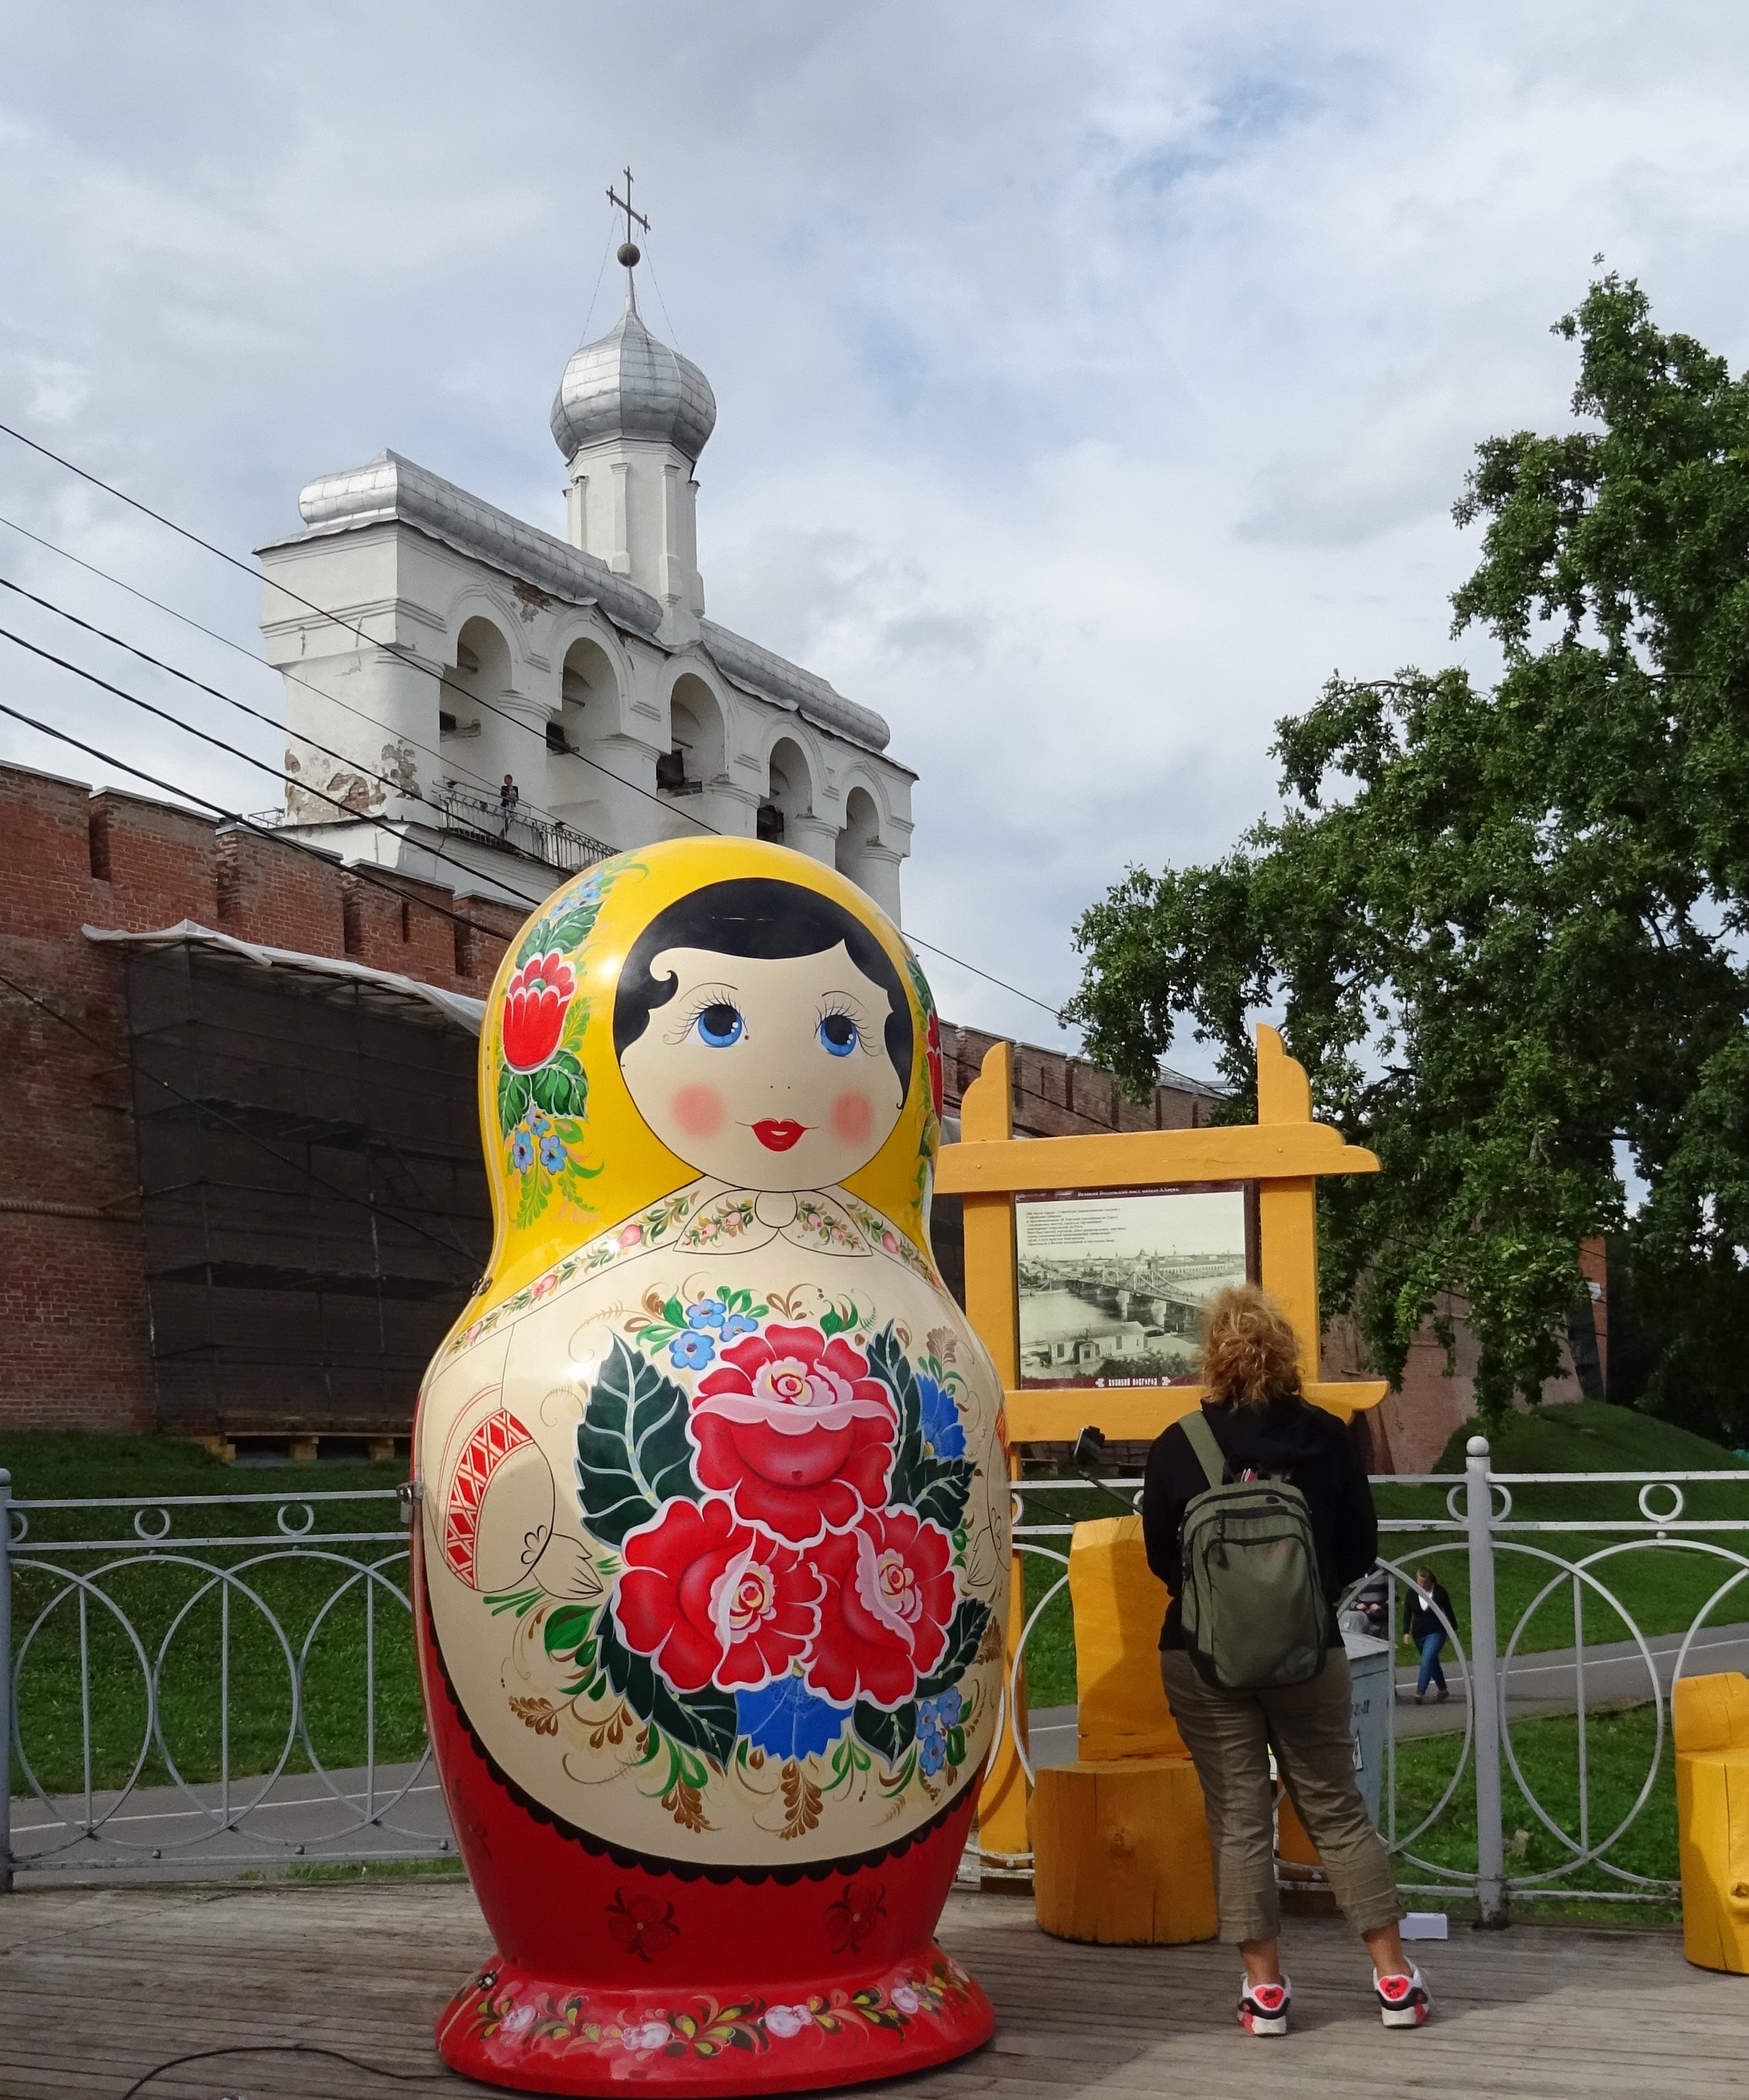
[124,943,491,1438]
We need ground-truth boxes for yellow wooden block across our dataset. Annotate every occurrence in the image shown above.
[1032,1757,1217,1945]
[1674,1671,1749,1756]
[1069,1517,1188,1763]
[1674,1672,1749,1973]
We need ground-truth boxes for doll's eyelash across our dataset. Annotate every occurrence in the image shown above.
[665,987,743,1045]
[818,995,878,1051]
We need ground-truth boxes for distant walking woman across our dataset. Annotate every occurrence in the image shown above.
[1141,1285,1430,2036]
[1404,1567,1455,1702]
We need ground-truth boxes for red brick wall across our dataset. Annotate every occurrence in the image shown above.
[938,1019,1215,1138]
[0,760,524,1435]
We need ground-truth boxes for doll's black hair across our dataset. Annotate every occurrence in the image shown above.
[612,878,913,1091]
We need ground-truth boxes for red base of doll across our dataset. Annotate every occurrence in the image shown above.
[415,1556,993,2097]
[435,1941,993,2095]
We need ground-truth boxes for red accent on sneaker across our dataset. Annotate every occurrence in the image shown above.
[1238,1977,1291,2036]
[1376,1967,1431,2027]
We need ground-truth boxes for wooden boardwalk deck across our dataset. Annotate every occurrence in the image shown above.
[1,1878,1744,2099]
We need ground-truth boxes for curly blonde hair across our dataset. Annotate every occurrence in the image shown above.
[1199,1283,1303,1407]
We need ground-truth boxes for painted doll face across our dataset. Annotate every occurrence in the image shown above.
[617,942,906,1190]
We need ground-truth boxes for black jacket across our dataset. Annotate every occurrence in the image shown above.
[1140,1397,1379,1651]
[1405,1581,1455,1643]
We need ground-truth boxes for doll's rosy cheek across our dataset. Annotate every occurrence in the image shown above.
[832,1090,874,1144]
[672,1085,726,1138]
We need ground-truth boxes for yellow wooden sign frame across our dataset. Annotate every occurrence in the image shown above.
[937,1023,1387,1854]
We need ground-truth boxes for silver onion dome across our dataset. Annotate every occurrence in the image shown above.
[550,284,717,465]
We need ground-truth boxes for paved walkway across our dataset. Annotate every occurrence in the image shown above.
[1025,1624,1749,1760]
[8,1760,450,1881]
[1,1878,1741,2098]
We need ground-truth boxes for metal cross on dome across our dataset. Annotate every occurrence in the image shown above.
[607,167,650,268]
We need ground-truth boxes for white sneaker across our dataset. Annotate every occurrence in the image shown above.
[1238,1974,1291,2036]
[1375,1964,1431,2027]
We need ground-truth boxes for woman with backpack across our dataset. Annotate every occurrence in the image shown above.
[1140,1283,1430,2036]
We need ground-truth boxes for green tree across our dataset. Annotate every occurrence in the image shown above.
[1068,277,1749,1435]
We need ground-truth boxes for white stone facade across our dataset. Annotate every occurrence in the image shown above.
[255,285,913,921]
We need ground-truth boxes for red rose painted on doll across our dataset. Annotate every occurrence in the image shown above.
[803,1507,957,1709]
[501,950,576,1072]
[925,1009,943,1121]
[692,1324,895,1545]
[613,1496,823,1693]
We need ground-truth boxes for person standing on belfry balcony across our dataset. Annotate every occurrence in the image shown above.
[1140,1284,1431,2037]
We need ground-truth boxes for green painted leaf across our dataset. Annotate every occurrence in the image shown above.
[851,1698,917,1769]
[596,1608,737,1767]
[514,1166,550,1229]
[528,1048,587,1118]
[574,1337,700,1546]
[543,1603,596,1658]
[870,1324,975,1533]
[498,1065,533,1138]
[916,1598,991,1701]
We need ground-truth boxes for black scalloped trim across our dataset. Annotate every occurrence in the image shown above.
[423,1583,975,1885]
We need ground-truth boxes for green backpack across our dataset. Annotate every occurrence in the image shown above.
[1177,1409,1327,1691]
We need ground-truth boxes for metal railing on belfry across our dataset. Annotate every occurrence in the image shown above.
[433,780,614,875]
[0,1471,451,1885]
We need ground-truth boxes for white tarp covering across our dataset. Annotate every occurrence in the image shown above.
[83,919,487,1034]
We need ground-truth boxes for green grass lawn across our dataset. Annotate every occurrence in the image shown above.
[3,1432,423,1798]
[1392,1702,1678,1910]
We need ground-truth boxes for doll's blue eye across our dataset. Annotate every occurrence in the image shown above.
[695,1003,744,1048]
[819,1013,858,1057]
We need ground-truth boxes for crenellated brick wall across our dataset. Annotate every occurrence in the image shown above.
[0,760,525,1435]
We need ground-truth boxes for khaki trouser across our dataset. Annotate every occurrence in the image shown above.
[1160,1648,1402,1945]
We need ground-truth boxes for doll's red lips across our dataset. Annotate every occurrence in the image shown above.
[752,1120,808,1152]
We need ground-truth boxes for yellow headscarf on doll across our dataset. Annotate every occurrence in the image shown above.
[469,835,941,1320]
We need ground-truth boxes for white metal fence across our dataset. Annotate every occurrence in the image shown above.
[1005,1435,1749,1921]
[0,1475,450,1884]
[5,1439,1746,1910]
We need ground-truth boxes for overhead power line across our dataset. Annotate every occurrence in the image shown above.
[0,418,1067,1023]
[0,503,606,827]
[0,672,515,947]
[0,576,555,916]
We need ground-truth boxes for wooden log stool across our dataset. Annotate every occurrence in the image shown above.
[1030,1515,1218,1945]
[1674,1671,1749,1972]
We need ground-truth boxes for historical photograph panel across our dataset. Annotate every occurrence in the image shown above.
[1014,1183,1251,1388]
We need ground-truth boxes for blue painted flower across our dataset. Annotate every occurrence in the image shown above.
[736,1674,850,1763]
[526,1108,550,1136]
[915,1685,964,1777]
[539,1131,567,1173]
[917,1374,966,1461]
[687,1298,727,1332]
[719,1309,758,1341]
[669,1330,716,1372]
[510,1127,535,1173]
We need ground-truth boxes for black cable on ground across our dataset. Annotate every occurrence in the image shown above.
[118,2040,455,2097]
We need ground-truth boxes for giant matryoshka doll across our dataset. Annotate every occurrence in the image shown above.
[415,837,1010,2095]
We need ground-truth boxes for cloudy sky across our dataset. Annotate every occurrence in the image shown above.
[3,3,1748,1070]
